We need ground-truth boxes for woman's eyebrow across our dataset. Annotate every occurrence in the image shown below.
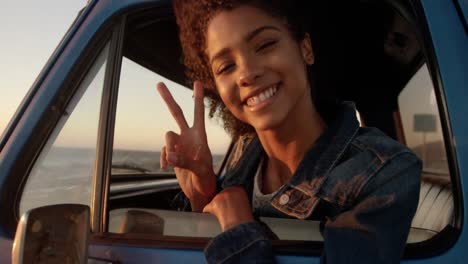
[245,25,281,42]
[210,25,280,65]
[210,48,231,66]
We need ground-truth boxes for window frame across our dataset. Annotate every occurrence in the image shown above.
[92,16,126,233]
[396,0,463,257]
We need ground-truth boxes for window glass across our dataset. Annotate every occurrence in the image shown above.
[398,63,453,243]
[20,43,110,215]
[399,64,449,177]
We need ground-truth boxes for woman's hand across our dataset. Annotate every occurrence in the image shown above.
[157,81,216,211]
[203,186,254,232]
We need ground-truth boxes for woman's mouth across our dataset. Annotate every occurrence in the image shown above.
[245,84,279,109]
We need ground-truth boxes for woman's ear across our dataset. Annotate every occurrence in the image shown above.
[301,33,314,65]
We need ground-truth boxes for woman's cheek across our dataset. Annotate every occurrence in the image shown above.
[217,82,244,114]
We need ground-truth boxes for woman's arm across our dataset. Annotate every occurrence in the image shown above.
[205,221,276,263]
[203,187,276,264]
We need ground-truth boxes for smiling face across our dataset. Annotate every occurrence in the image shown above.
[205,5,315,133]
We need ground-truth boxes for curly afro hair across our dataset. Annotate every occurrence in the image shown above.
[173,0,336,139]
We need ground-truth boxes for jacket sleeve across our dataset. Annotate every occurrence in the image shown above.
[321,152,422,264]
[204,221,276,264]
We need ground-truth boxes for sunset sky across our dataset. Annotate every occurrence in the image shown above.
[0,1,86,136]
[0,1,231,154]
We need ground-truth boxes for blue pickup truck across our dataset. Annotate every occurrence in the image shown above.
[0,0,467,263]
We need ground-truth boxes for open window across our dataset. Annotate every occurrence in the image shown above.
[107,10,232,235]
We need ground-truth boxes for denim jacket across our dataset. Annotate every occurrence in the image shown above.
[200,101,421,264]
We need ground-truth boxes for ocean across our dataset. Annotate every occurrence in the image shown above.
[20,146,225,215]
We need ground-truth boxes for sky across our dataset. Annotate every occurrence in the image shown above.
[0,1,87,136]
[0,0,230,154]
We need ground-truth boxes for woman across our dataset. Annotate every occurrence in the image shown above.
[157,1,421,263]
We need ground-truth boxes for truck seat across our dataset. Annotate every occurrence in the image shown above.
[408,175,453,242]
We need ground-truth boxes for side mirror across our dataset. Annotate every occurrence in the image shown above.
[12,204,90,264]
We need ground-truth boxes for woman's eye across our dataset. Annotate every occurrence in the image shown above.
[256,40,277,52]
[218,63,234,74]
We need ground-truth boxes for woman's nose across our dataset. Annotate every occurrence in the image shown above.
[237,59,263,87]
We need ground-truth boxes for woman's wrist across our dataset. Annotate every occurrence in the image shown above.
[190,193,212,212]
[190,167,217,211]
[202,186,254,231]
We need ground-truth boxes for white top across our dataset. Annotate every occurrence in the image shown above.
[252,159,282,210]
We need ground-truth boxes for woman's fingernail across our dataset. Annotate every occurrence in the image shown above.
[168,153,178,163]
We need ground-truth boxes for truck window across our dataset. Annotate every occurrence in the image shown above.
[107,12,232,234]
[398,64,453,242]
[19,43,110,215]
[108,56,231,211]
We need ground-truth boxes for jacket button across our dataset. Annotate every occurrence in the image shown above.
[279,194,290,205]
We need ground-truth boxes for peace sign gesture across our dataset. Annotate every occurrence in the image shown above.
[157,81,217,211]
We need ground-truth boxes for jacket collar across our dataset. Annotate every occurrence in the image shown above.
[290,101,360,193]
[221,101,360,205]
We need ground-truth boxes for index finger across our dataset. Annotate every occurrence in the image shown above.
[157,82,189,130]
[193,81,205,129]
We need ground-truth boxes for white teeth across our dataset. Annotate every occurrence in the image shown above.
[247,97,257,105]
[246,84,278,107]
